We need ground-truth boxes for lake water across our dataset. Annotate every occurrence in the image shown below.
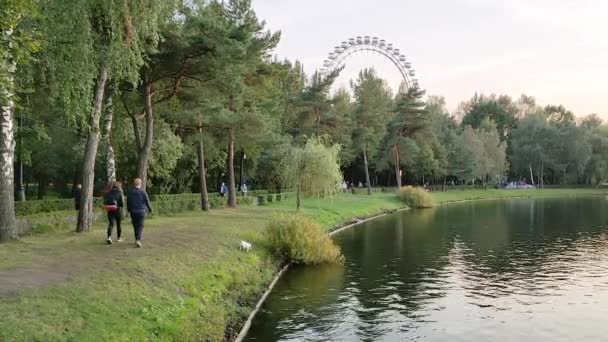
[245,196,608,341]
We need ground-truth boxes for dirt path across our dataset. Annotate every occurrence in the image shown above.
[0,214,237,296]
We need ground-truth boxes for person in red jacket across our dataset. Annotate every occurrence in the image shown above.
[103,181,124,244]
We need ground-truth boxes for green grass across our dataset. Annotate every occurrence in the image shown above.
[1,189,605,341]
[431,188,608,204]
[0,194,403,342]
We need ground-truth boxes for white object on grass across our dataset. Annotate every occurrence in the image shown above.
[239,240,252,252]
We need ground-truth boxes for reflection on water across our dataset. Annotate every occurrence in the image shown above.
[246,197,608,341]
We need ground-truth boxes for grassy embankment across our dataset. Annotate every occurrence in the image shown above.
[0,188,605,341]
[0,194,402,341]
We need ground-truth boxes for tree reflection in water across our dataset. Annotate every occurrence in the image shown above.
[246,196,608,342]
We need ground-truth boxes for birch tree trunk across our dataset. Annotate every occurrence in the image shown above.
[529,164,535,185]
[102,84,116,183]
[197,127,210,211]
[393,145,402,188]
[0,32,17,241]
[227,128,237,208]
[136,83,153,190]
[76,65,109,232]
[363,146,372,195]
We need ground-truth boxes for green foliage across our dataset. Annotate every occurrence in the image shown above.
[15,198,103,216]
[208,195,227,209]
[237,196,254,206]
[153,198,199,216]
[460,93,518,141]
[397,186,433,208]
[351,68,392,154]
[265,214,344,265]
[257,195,267,206]
[15,210,105,235]
[282,137,343,201]
[149,119,185,180]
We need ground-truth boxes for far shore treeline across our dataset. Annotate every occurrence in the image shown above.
[2,0,608,241]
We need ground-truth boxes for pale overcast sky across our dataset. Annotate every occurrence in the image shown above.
[253,0,608,117]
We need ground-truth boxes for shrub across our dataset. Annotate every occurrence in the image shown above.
[351,187,383,194]
[15,198,103,216]
[237,196,255,206]
[153,198,199,215]
[16,210,103,235]
[257,195,267,206]
[248,190,268,197]
[275,194,282,201]
[397,186,434,208]
[267,194,275,203]
[265,214,344,265]
[208,195,227,209]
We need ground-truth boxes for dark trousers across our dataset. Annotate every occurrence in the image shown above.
[107,211,122,238]
[130,212,145,241]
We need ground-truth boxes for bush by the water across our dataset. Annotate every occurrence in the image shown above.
[398,186,434,208]
[265,214,343,265]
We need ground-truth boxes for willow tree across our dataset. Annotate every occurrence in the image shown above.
[282,137,343,211]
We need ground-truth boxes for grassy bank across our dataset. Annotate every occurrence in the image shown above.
[0,194,402,342]
[431,188,608,204]
[0,188,604,341]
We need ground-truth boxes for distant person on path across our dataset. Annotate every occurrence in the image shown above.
[127,178,152,248]
[358,181,363,188]
[73,184,82,210]
[220,182,227,197]
[241,183,248,196]
[103,181,124,244]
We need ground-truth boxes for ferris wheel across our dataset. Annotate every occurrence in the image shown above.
[320,36,419,90]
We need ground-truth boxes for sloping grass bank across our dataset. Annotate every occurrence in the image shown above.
[0,189,604,341]
[0,194,402,342]
[432,188,607,204]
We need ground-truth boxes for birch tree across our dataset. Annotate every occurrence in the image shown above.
[0,0,37,241]
[39,0,177,232]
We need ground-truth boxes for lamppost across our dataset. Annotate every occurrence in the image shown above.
[239,152,246,191]
[16,112,25,201]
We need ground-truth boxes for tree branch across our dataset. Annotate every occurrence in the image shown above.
[121,95,143,151]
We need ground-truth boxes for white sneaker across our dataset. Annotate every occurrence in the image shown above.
[116,238,123,243]
[106,237,113,245]
[135,240,142,248]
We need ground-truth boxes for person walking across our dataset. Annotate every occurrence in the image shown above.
[74,184,82,210]
[103,181,124,244]
[220,182,227,197]
[127,178,152,248]
[241,183,248,196]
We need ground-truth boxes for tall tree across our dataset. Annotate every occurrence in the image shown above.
[102,84,116,183]
[381,85,427,187]
[511,111,553,186]
[211,0,280,208]
[46,0,178,232]
[1,0,38,241]
[459,93,519,141]
[324,89,355,165]
[351,69,392,194]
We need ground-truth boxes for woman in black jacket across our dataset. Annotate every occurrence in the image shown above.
[103,182,124,244]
